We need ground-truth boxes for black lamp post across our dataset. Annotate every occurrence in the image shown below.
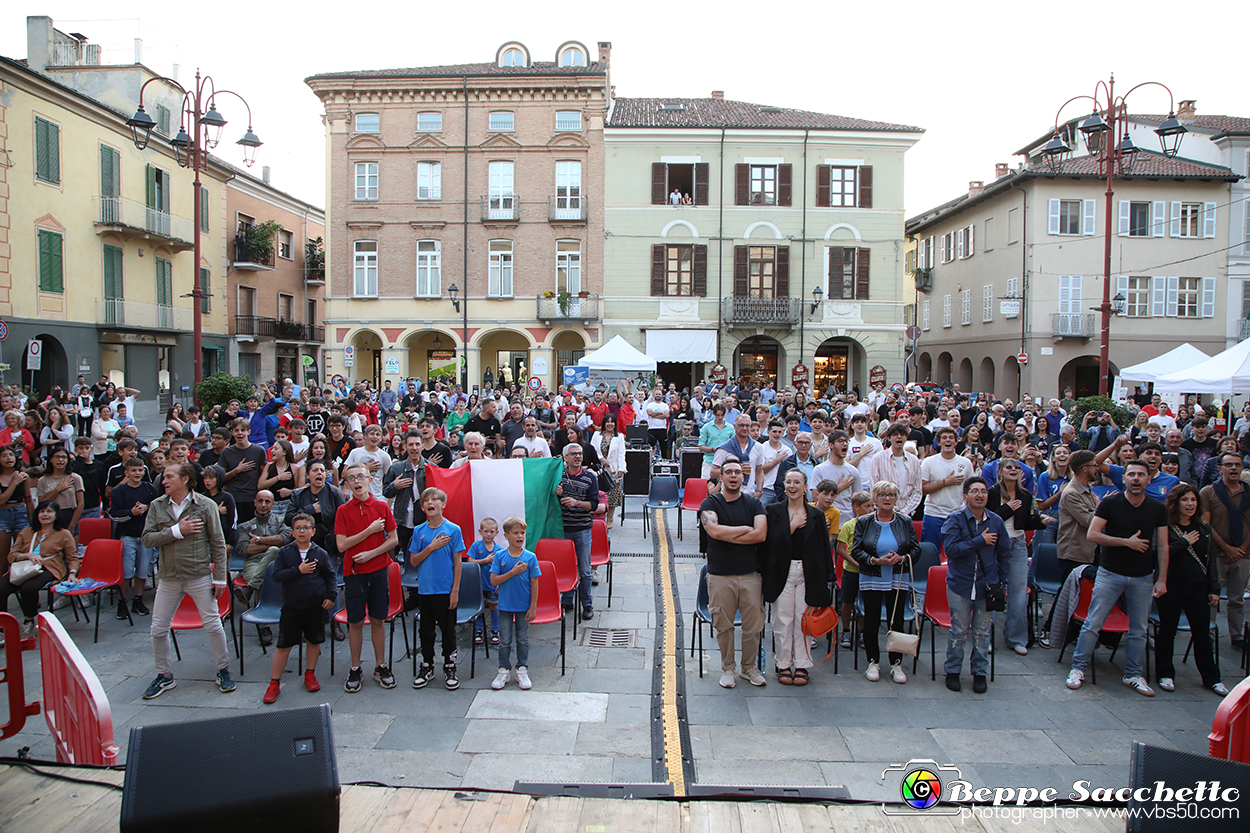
[126,70,262,397]
[1042,74,1185,397]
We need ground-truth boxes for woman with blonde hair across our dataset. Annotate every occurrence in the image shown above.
[852,480,921,684]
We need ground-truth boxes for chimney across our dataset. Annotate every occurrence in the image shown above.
[597,41,611,66]
[711,90,724,99]
[26,15,54,74]
[171,63,180,82]
[1177,99,1197,120]
[995,162,1010,179]
[968,181,984,197]
[262,166,271,185]
[134,37,143,65]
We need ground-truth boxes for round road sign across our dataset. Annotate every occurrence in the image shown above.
[0,320,8,341]
[527,376,541,391]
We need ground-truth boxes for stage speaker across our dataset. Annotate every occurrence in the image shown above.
[681,449,704,485]
[121,704,339,833]
[1125,740,1249,833]
[624,448,651,495]
[624,425,651,447]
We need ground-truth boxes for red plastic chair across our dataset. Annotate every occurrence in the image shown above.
[77,518,113,548]
[531,559,566,675]
[331,560,408,676]
[913,519,923,542]
[590,518,612,608]
[169,589,239,663]
[1055,577,1135,684]
[1209,675,1250,763]
[536,538,581,639]
[53,540,128,643]
[679,478,709,540]
[915,564,998,681]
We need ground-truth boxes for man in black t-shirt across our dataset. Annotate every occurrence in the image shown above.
[417,417,453,468]
[1066,459,1168,696]
[699,459,768,689]
[908,407,933,460]
[465,398,502,451]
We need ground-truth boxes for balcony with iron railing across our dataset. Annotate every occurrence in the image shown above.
[1052,313,1096,339]
[480,195,520,223]
[548,195,588,222]
[93,196,194,251]
[98,298,192,331]
[233,239,276,270]
[235,315,277,339]
[722,296,802,327]
[536,293,600,324]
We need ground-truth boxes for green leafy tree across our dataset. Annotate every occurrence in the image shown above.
[196,372,255,413]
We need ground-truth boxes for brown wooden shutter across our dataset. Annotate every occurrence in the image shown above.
[734,164,749,206]
[694,163,709,205]
[775,246,790,297]
[651,163,667,205]
[858,165,873,209]
[816,165,830,207]
[651,244,666,295]
[692,245,708,296]
[778,164,792,207]
[733,245,748,295]
[855,247,871,299]
[828,246,845,299]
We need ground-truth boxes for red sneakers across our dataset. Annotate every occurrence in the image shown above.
[263,681,280,704]
[304,670,321,692]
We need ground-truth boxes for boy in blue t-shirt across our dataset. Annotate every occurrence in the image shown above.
[489,516,542,691]
[464,517,503,646]
[409,487,465,690]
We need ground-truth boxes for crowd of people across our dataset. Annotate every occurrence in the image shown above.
[1,369,1246,703]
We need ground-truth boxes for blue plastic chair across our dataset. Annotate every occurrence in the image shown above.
[691,564,762,678]
[239,561,290,676]
[455,562,485,679]
[643,476,680,538]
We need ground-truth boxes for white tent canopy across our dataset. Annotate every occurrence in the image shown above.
[1154,339,1250,394]
[1119,343,1211,383]
[578,335,657,372]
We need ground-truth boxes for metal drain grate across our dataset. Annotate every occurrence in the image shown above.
[579,628,638,648]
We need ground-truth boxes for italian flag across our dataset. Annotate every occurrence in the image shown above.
[426,458,566,548]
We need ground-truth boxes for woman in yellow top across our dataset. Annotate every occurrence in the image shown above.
[0,500,79,637]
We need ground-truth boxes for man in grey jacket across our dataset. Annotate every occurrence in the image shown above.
[141,462,234,698]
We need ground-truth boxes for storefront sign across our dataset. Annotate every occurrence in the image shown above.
[791,363,809,386]
[428,350,457,381]
[532,357,548,376]
[869,365,887,387]
[708,363,728,384]
[384,357,400,375]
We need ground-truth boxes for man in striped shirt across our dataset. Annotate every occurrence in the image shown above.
[557,443,599,620]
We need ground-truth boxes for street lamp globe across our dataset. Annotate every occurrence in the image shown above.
[236,127,262,167]
[199,104,227,149]
[126,106,157,150]
[1154,113,1187,157]
[1078,111,1110,155]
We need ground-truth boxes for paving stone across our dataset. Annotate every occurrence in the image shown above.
[1032,700,1127,730]
[931,729,1071,765]
[373,716,467,752]
[907,699,1054,730]
[458,718,579,755]
[802,696,914,727]
[461,753,614,790]
[839,727,948,763]
[569,667,653,695]
[335,748,471,788]
[587,647,649,670]
[611,757,656,783]
[685,693,751,726]
[745,696,811,726]
[575,722,650,757]
[465,690,608,722]
[329,711,394,748]
[606,693,651,724]
[695,758,828,787]
[706,725,850,761]
[1044,729,1172,766]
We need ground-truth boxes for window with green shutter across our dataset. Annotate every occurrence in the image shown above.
[156,257,174,329]
[38,229,64,292]
[35,117,60,184]
[200,267,211,313]
[103,244,124,324]
[100,144,121,223]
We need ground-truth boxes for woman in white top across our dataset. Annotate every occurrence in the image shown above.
[591,415,626,528]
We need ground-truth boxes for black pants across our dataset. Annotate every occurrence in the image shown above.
[1042,558,1083,633]
[861,587,906,665]
[0,568,57,618]
[234,500,256,524]
[648,428,670,459]
[1155,580,1221,686]
[77,414,92,437]
[418,593,456,665]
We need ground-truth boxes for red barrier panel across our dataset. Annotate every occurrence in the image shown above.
[36,612,119,765]
[0,612,40,741]
[1209,675,1250,763]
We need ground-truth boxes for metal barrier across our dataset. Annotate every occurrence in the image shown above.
[1209,674,1250,763]
[36,612,119,765]
[0,612,41,741]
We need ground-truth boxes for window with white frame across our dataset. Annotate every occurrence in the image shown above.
[354,113,379,133]
[922,236,935,268]
[488,111,515,132]
[488,240,513,296]
[958,225,975,259]
[417,161,441,200]
[278,229,293,260]
[555,111,582,132]
[1121,201,1154,237]
[1172,202,1201,238]
[1177,276,1200,317]
[556,240,581,295]
[922,298,930,331]
[353,241,378,297]
[1058,275,1082,322]
[500,48,525,67]
[1008,207,1020,243]
[1051,199,1082,235]
[1004,277,1019,317]
[983,285,993,322]
[828,167,857,207]
[749,165,777,205]
[488,161,514,216]
[983,217,994,250]
[940,232,954,263]
[354,162,378,200]
[555,161,581,216]
[1124,275,1150,317]
[943,294,952,328]
[961,290,972,325]
[416,240,440,297]
[416,112,442,132]
[1242,281,1250,320]
[558,46,586,67]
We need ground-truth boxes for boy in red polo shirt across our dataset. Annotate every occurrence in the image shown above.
[335,463,399,693]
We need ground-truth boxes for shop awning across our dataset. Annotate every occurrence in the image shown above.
[645,329,716,363]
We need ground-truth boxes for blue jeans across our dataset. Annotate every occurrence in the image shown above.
[120,536,156,581]
[1070,567,1153,678]
[946,588,991,677]
[1000,535,1029,649]
[497,610,530,670]
[560,528,593,609]
[80,506,101,519]
[921,514,946,555]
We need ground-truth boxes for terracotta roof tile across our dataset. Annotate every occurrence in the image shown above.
[607,98,922,132]
[1134,114,1250,134]
[1026,151,1239,180]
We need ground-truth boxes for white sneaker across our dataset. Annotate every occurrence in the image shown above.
[1065,669,1084,690]
[719,670,736,689]
[491,669,510,690]
[1012,644,1028,656]
[739,666,766,687]
[890,662,907,684]
[1157,677,1175,692]
[52,595,71,610]
[516,666,532,690]
[1122,676,1154,697]
[1211,682,1229,696]
[866,661,881,682]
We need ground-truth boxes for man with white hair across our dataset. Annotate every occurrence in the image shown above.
[451,432,488,468]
